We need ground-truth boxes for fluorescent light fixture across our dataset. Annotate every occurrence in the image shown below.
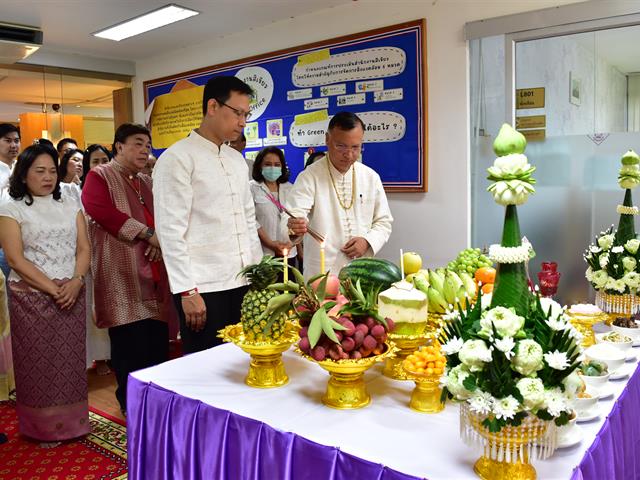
[93,4,199,41]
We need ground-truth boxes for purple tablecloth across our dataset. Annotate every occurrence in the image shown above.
[127,379,421,480]
[570,362,640,480]
[128,358,640,479]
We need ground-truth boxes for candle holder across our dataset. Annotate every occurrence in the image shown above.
[541,261,557,272]
[537,270,560,297]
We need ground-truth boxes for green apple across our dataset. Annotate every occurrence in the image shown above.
[402,251,422,275]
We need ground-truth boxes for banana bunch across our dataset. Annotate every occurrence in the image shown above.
[409,268,478,314]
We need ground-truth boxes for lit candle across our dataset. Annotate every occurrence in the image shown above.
[283,248,289,283]
[400,248,405,278]
[320,241,326,274]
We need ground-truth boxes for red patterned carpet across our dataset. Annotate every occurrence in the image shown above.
[0,401,127,480]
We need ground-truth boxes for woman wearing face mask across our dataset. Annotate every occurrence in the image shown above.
[250,146,297,266]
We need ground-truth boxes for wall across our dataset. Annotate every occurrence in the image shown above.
[516,34,627,136]
[133,0,583,268]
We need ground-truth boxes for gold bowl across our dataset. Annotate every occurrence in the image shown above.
[402,366,444,413]
[383,331,430,380]
[297,342,397,409]
[218,322,298,388]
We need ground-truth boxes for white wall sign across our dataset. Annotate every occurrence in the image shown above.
[356,80,384,92]
[287,88,313,100]
[337,93,366,106]
[292,47,406,87]
[374,88,403,102]
[320,84,347,96]
[304,98,329,110]
[236,66,274,121]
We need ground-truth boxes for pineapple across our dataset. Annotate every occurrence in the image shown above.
[239,256,288,343]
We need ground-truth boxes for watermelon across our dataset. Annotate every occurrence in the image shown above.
[338,258,402,292]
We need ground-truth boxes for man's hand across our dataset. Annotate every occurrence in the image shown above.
[341,237,370,259]
[182,293,207,332]
[145,245,162,262]
[147,233,161,248]
[272,241,293,257]
[287,217,308,236]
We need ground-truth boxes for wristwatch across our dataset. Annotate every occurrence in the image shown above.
[73,274,85,284]
[144,227,155,240]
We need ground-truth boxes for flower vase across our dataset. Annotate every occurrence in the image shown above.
[460,403,557,480]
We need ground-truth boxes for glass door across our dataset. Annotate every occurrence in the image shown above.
[470,26,640,305]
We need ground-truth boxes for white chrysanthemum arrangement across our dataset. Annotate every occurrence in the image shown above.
[585,150,640,295]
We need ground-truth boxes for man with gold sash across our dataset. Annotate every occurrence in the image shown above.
[287,112,393,278]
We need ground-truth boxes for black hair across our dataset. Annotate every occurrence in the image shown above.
[59,148,83,181]
[305,150,326,168]
[252,146,290,184]
[202,76,254,116]
[112,123,151,157]
[82,144,111,186]
[328,111,366,132]
[56,137,77,153]
[34,138,54,148]
[9,144,61,205]
[0,123,19,139]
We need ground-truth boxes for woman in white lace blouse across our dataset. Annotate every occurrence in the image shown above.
[0,144,90,445]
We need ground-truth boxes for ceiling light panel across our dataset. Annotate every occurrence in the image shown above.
[93,4,199,42]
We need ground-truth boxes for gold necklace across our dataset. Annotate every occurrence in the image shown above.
[327,155,355,210]
[127,174,145,205]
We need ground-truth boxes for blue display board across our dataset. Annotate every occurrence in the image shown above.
[144,20,427,191]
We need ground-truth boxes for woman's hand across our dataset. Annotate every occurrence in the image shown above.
[54,278,83,310]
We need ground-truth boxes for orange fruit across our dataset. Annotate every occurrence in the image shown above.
[475,267,496,285]
[481,283,494,294]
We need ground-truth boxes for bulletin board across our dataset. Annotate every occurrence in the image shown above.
[143,19,427,191]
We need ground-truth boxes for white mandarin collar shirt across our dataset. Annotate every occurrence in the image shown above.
[0,160,14,204]
[153,130,262,294]
[286,155,392,278]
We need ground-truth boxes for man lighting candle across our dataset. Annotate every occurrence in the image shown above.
[286,112,393,278]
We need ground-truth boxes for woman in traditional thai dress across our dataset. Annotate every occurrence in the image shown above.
[0,144,90,445]
[0,270,13,401]
[80,144,112,376]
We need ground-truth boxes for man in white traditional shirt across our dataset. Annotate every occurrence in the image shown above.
[287,112,393,278]
[0,124,20,278]
[153,76,262,354]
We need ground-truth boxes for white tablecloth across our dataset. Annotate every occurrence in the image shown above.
[132,343,638,479]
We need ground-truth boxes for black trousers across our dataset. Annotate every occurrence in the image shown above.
[108,319,168,412]
[173,286,248,354]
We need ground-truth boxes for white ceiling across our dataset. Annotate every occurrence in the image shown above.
[1,0,353,62]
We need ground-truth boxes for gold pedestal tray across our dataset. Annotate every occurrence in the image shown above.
[595,291,640,325]
[383,331,430,380]
[566,311,609,347]
[297,342,397,409]
[461,403,556,480]
[402,368,444,413]
[218,323,298,388]
[427,312,447,337]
